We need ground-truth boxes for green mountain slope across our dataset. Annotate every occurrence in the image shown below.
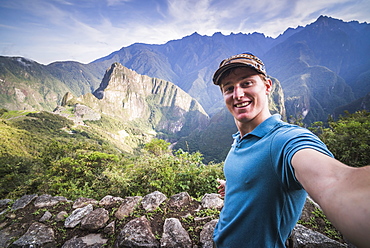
[0,57,102,112]
[0,57,71,111]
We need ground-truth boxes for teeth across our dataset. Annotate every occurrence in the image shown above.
[236,102,250,107]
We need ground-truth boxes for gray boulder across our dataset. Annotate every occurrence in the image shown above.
[115,196,142,220]
[11,222,55,247]
[81,208,109,231]
[160,218,192,248]
[115,216,159,248]
[65,204,93,228]
[142,191,167,211]
[62,234,108,248]
[11,194,37,211]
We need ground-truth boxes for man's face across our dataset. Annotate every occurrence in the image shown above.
[220,67,272,128]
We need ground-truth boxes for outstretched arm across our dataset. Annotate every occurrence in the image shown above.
[292,148,370,248]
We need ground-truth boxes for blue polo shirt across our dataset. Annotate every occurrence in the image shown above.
[213,114,333,247]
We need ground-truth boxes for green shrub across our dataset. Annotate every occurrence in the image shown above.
[39,151,120,200]
[119,148,224,198]
[310,110,370,167]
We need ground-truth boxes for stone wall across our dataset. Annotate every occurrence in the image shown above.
[0,192,348,247]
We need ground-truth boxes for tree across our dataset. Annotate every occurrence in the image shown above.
[144,138,171,156]
[0,108,8,116]
[310,111,370,167]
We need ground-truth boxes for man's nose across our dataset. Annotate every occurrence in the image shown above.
[234,87,244,99]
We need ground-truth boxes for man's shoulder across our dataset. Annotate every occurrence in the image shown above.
[271,122,315,141]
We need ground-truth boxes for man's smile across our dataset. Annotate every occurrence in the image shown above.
[235,101,251,108]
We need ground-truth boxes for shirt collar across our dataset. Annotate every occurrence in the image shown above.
[233,114,282,140]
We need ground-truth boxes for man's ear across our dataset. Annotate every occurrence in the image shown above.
[265,78,273,94]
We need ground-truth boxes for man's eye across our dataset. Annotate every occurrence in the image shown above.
[241,82,252,87]
[224,87,233,93]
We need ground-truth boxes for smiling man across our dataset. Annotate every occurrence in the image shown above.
[212,53,370,248]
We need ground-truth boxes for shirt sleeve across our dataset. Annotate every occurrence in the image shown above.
[271,126,334,190]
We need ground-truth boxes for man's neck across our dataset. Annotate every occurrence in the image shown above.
[236,113,272,137]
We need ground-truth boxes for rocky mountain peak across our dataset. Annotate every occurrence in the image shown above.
[93,62,207,116]
[61,92,77,106]
[72,62,209,140]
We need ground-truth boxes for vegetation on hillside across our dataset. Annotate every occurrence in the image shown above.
[0,110,224,200]
[310,110,370,167]
[0,109,369,202]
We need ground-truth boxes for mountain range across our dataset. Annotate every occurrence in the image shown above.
[1,15,369,162]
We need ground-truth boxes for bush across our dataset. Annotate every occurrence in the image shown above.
[118,148,224,198]
[0,108,8,116]
[310,110,370,167]
[2,136,224,200]
[38,151,120,200]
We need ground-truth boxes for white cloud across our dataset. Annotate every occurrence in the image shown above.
[106,0,131,7]
[1,0,369,64]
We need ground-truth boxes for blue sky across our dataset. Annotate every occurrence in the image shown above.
[0,0,369,65]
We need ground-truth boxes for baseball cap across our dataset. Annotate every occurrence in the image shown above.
[212,53,267,85]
